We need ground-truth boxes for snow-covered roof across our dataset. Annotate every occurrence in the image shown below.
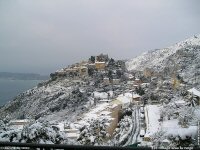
[95,61,106,63]
[93,91,108,99]
[65,129,79,133]
[9,119,29,123]
[111,99,123,105]
[9,125,24,130]
[133,94,141,99]
[117,96,131,104]
[174,100,186,105]
[66,133,79,138]
[127,81,134,84]
[188,88,200,97]
[145,105,161,136]
[162,139,170,143]
[113,79,120,81]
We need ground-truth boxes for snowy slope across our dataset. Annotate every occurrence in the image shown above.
[0,78,91,122]
[126,35,200,71]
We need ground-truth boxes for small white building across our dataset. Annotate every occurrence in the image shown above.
[112,79,120,85]
[9,119,30,126]
[64,129,80,140]
[9,119,30,129]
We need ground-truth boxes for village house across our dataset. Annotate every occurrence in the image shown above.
[64,128,80,140]
[132,94,141,105]
[112,78,120,85]
[94,54,109,70]
[9,119,30,129]
[78,66,88,76]
[95,61,106,70]
[96,54,109,62]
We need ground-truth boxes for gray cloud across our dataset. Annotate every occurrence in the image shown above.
[0,0,200,74]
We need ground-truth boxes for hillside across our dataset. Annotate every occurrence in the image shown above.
[0,38,200,147]
[126,35,200,88]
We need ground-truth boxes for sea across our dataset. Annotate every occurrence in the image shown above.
[0,79,41,107]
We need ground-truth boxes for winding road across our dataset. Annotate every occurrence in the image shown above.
[124,105,140,146]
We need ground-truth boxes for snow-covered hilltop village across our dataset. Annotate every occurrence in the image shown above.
[0,35,200,149]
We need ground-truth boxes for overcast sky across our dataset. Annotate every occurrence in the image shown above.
[0,0,200,75]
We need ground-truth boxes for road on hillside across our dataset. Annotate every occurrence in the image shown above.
[124,105,140,146]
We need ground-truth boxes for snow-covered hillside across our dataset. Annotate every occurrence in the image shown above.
[0,78,93,123]
[126,35,200,87]
[126,35,200,71]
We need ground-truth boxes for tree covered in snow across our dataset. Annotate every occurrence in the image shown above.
[110,115,132,146]
[77,119,111,146]
[178,107,195,127]
[151,130,166,149]
[0,120,6,131]
[0,121,69,144]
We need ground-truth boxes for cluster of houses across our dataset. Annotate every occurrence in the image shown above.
[50,54,126,87]
[50,54,109,79]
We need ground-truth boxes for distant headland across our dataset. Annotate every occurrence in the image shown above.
[0,72,49,80]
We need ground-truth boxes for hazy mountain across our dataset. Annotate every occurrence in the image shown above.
[0,72,49,80]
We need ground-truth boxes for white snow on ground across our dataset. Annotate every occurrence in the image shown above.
[84,103,110,120]
[145,105,161,136]
[70,102,114,130]
[144,104,198,141]
[162,119,197,139]
[174,100,186,106]
[188,88,200,97]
